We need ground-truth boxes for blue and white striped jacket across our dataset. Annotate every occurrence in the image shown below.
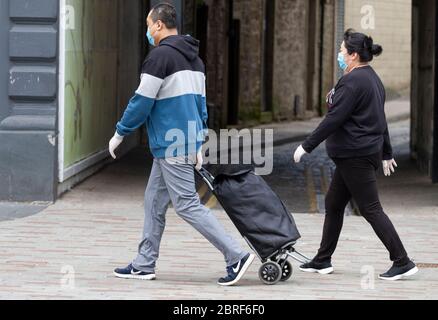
[116,35,208,158]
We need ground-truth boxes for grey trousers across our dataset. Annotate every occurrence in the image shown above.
[132,155,247,273]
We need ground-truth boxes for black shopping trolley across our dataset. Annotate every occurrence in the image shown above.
[196,166,311,285]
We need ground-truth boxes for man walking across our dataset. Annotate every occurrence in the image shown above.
[109,2,254,286]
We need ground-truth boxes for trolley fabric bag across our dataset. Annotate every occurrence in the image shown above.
[211,167,301,260]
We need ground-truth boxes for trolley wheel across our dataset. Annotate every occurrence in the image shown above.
[279,259,293,281]
[259,261,282,285]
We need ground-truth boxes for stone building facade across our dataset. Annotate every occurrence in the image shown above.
[214,0,338,126]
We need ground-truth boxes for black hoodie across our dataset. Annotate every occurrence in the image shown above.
[142,35,205,79]
[160,34,200,61]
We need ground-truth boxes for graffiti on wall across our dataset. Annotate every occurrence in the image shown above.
[63,0,119,169]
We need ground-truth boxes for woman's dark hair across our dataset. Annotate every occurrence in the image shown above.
[343,28,383,62]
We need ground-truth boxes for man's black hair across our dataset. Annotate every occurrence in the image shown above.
[150,2,178,29]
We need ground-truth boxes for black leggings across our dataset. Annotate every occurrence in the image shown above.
[314,151,410,266]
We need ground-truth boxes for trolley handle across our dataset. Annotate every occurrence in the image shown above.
[195,166,215,191]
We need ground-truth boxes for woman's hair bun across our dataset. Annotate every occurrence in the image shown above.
[370,43,383,56]
[364,36,382,56]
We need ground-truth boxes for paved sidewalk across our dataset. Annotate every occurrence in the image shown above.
[0,185,437,299]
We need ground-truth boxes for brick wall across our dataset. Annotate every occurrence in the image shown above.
[344,0,412,97]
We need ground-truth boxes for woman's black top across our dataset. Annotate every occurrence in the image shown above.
[302,65,393,160]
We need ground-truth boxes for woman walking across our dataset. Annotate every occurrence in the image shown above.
[293,29,418,281]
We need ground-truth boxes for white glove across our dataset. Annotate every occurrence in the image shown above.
[294,145,308,163]
[195,147,204,170]
[383,159,397,177]
[109,132,124,159]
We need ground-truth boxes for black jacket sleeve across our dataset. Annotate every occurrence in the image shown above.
[382,124,393,160]
[381,89,393,160]
[302,81,357,153]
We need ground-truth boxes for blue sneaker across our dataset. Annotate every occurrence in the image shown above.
[113,264,156,280]
[218,253,255,286]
